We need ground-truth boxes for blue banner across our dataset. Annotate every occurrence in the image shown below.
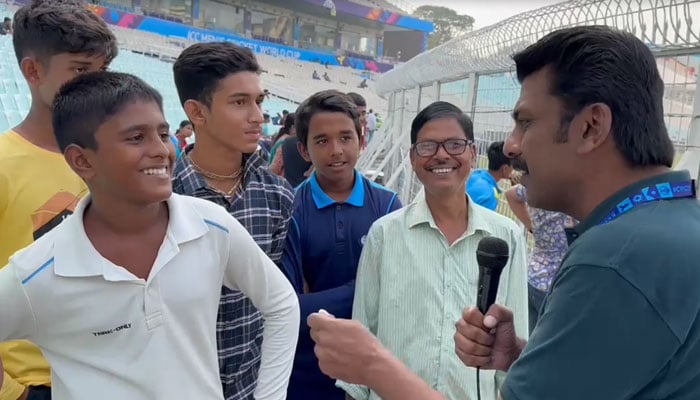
[138,18,337,62]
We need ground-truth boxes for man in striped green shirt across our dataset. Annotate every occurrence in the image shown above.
[337,102,528,400]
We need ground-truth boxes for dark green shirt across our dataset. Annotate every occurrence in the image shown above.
[503,170,700,399]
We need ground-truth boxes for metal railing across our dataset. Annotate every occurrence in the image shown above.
[360,0,700,209]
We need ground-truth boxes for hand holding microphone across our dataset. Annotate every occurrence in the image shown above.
[454,305,521,372]
[454,237,523,373]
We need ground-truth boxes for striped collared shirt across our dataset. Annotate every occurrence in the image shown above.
[172,147,294,400]
[338,192,529,400]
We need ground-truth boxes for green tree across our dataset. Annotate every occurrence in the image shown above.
[413,5,475,49]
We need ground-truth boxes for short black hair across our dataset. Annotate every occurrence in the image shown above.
[173,41,261,107]
[411,101,474,144]
[174,120,191,134]
[4,17,10,22]
[513,25,674,167]
[346,92,367,108]
[53,71,163,153]
[487,141,511,171]
[295,90,362,146]
[13,0,117,65]
[273,112,295,143]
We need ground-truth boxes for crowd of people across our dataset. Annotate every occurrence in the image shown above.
[1,1,700,400]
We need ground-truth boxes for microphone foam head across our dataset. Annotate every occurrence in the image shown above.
[476,236,509,271]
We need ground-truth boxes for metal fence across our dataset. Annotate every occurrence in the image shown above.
[359,0,700,215]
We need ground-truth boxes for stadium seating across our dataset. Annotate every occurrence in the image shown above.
[0,33,26,132]
[0,34,298,134]
[0,2,389,133]
[109,25,388,116]
[255,52,387,114]
[0,0,402,133]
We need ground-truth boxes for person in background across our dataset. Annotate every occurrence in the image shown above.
[269,113,295,168]
[171,42,296,400]
[270,112,313,187]
[346,93,367,148]
[466,141,513,211]
[280,133,313,187]
[174,120,193,152]
[280,110,290,125]
[366,109,377,144]
[262,113,272,137]
[505,184,575,333]
[281,90,401,400]
[259,114,274,159]
[0,17,11,35]
[0,2,117,399]
[337,101,527,400]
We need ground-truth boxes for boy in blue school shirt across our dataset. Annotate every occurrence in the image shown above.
[281,90,401,400]
[466,140,513,210]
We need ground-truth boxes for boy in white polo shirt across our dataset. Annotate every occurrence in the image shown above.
[0,71,300,400]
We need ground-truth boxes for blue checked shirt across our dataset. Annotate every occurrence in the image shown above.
[172,148,294,400]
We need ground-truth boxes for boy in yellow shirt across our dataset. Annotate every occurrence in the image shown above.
[0,1,117,399]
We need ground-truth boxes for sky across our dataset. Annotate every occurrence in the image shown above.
[411,0,563,29]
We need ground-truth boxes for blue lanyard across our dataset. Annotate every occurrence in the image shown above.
[600,180,696,225]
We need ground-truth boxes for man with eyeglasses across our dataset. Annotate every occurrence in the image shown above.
[337,101,528,400]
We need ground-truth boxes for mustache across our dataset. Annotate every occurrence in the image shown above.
[511,158,529,173]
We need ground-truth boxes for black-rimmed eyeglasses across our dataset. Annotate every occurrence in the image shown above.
[412,139,473,157]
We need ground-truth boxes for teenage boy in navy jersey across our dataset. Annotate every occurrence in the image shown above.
[281,90,401,400]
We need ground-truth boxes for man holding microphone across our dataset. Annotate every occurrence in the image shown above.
[308,25,700,400]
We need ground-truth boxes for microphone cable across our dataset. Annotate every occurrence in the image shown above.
[476,367,482,400]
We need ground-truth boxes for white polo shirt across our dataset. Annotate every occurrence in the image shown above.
[0,194,300,400]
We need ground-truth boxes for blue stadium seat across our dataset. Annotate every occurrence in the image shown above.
[0,35,298,134]
[5,111,22,128]
[0,94,15,111]
[14,94,30,111]
[0,112,9,132]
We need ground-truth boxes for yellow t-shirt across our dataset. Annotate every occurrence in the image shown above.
[0,131,88,399]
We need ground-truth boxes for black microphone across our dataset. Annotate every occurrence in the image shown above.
[476,236,510,314]
[474,236,510,400]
